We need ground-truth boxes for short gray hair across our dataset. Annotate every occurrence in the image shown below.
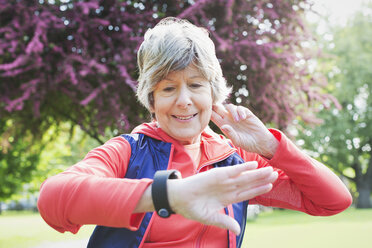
[136,17,231,110]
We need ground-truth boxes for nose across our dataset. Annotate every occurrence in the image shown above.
[175,85,192,109]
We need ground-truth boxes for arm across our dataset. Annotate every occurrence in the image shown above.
[134,161,277,235]
[37,137,152,233]
[238,129,352,215]
[211,104,352,216]
[38,135,277,236]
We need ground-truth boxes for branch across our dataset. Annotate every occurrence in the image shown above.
[54,105,105,145]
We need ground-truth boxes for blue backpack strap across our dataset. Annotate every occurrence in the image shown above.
[87,134,172,248]
[123,133,172,178]
[87,213,153,248]
[214,152,249,248]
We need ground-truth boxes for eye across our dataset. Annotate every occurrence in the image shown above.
[163,86,175,92]
[190,83,203,89]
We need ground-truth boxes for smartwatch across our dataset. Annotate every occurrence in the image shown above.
[151,169,181,218]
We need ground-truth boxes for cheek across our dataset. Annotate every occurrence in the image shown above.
[152,93,168,111]
[200,93,213,117]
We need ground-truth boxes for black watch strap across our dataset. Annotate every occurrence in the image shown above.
[152,169,180,218]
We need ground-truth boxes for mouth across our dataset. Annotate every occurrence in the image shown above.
[172,113,198,120]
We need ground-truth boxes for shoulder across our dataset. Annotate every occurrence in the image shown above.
[84,136,132,161]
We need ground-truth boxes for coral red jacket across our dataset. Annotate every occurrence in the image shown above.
[37,122,352,247]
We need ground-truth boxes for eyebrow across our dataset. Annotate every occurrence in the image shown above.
[163,75,206,81]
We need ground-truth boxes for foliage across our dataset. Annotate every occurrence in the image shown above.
[297,5,372,208]
[0,0,331,199]
[29,123,100,193]
[0,119,42,201]
[1,0,329,136]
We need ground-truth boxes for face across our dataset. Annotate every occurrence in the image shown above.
[152,64,213,145]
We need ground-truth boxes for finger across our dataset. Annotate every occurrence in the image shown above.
[224,167,277,193]
[237,106,247,120]
[225,104,239,122]
[211,109,225,127]
[234,166,275,184]
[235,183,273,202]
[221,161,258,179]
[236,170,278,191]
[212,104,230,118]
[209,212,241,235]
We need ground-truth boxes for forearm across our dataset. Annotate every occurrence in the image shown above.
[256,130,352,215]
[38,172,152,233]
[133,183,155,213]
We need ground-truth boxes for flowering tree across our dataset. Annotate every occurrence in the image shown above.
[0,0,330,198]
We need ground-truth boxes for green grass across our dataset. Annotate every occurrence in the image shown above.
[0,211,94,248]
[1,208,371,248]
[242,208,372,248]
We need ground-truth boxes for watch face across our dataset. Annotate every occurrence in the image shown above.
[158,208,170,218]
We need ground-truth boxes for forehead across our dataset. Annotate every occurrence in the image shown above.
[164,64,206,81]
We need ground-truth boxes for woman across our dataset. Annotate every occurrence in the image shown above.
[37,17,352,248]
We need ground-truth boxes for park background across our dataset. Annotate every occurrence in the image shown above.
[0,0,371,247]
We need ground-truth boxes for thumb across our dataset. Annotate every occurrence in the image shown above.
[211,212,241,236]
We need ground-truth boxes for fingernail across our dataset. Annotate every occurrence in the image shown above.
[221,125,228,131]
[272,171,278,178]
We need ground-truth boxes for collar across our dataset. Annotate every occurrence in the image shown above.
[132,122,237,163]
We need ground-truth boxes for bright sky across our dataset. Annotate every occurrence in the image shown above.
[309,0,371,26]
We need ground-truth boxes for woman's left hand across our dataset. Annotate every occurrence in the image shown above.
[211,104,279,159]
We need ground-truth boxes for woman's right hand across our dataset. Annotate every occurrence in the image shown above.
[167,161,278,235]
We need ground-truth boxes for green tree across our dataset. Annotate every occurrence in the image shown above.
[0,118,42,201]
[298,6,372,208]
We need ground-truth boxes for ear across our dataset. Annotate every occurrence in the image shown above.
[149,105,155,112]
[148,92,155,111]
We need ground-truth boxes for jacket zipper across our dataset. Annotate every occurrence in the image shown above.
[196,149,236,174]
[194,149,237,248]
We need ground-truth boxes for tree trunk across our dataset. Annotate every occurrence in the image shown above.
[356,186,372,208]
[354,153,372,208]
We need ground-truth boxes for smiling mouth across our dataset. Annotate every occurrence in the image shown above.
[172,113,198,120]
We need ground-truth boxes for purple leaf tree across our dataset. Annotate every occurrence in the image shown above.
[1,0,330,143]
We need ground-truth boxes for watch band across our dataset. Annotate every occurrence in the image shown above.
[151,169,180,218]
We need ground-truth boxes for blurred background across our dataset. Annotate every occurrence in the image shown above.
[0,0,371,247]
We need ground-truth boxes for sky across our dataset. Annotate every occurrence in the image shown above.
[309,0,371,26]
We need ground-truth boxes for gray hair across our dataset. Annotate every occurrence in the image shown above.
[136,17,231,110]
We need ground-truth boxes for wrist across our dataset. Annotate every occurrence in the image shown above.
[167,178,184,214]
[133,184,154,213]
[261,134,279,159]
[151,170,181,218]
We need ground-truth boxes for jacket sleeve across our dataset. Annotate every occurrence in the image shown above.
[237,129,352,216]
[37,136,153,233]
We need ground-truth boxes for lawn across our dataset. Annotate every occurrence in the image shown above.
[0,211,94,248]
[0,208,371,248]
[242,208,372,248]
